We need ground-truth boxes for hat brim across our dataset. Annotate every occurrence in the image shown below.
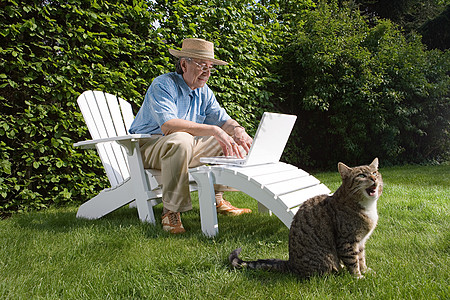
[169,49,228,65]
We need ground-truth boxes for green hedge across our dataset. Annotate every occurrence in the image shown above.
[1,0,448,215]
[0,0,158,216]
[0,0,281,216]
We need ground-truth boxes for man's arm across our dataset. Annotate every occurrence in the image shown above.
[161,118,252,158]
[161,118,220,136]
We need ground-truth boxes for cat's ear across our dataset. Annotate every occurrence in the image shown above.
[370,158,379,170]
[338,162,351,178]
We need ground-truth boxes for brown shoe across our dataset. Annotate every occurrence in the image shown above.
[161,211,186,234]
[216,199,252,216]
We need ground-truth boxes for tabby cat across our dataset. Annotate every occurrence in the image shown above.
[229,158,383,279]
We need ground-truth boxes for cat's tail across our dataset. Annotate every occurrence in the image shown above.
[229,248,290,273]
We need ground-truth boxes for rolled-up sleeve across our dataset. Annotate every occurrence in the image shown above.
[204,89,230,127]
[149,82,179,127]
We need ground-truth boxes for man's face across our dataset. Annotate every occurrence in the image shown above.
[181,58,214,90]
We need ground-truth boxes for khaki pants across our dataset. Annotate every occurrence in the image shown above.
[139,132,223,212]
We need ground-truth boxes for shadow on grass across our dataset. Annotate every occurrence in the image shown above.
[10,199,290,244]
[225,264,356,287]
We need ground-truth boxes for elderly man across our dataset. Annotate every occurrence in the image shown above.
[129,38,253,234]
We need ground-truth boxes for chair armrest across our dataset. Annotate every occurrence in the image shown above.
[74,134,153,149]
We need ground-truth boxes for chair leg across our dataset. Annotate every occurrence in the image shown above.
[76,179,157,224]
[134,195,157,223]
[190,171,219,237]
[257,202,272,215]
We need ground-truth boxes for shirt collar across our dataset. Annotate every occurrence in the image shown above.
[174,73,200,98]
[175,73,193,98]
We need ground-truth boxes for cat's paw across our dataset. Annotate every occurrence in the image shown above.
[362,267,376,276]
[351,273,365,279]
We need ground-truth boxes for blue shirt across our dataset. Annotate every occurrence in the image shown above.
[129,72,231,135]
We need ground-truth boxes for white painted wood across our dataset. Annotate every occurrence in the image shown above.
[74,134,153,149]
[74,90,199,224]
[189,163,331,236]
[225,162,297,178]
[264,176,321,197]
[251,169,309,186]
[78,91,122,187]
[100,92,131,180]
[105,93,128,136]
[279,184,331,209]
[92,91,130,183]
[118,97,135,132]
[189,169,219,237]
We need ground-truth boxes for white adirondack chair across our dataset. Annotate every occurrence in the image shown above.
[74,90,330,237]
[74,90,197,224]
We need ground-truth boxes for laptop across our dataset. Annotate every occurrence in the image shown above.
[200,112,297,166]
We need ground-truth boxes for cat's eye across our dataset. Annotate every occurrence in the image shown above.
[357,174,367,178]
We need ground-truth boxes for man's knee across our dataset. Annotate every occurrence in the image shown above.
[164,132,195,156]
[167,132,194,145]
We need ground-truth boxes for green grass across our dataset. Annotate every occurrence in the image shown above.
[1,164,449,299]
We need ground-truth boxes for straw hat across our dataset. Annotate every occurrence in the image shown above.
[169,38,228,65]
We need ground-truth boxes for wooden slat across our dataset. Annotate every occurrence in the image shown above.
[84,91,109,139]
[278,183,331,209]
[226,162,297,179]
[97,144,125,187]
[92,91,117,137]
[103,92,131,179]
[78,92,120,186]
[251,168,309,186]
[105,93,128,136]
[74,134,153,148]
[119,97,135,132]
[265,175,321,197]
[78,91,101,140]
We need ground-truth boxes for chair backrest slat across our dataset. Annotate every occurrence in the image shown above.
[105,93,128,136]
[78,91,102,140]
[101,92,131,180]
[119,98,135,133]
[77,91,133,187]
[92,90,118,138]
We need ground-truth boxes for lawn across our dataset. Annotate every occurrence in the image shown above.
[1,164,448,299]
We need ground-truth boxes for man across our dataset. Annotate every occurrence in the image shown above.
[129,38,253,234]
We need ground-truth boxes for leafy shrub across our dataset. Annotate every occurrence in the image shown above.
[0,0,281,216]
[0,0,178,216]
[277,2,449,169]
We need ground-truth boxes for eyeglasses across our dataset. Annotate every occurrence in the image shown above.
[185,58,216,73]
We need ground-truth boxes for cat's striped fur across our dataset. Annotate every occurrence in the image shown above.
[230,158,383,279]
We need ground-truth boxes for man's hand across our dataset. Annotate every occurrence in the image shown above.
[213,128,244,158]
[219,120,253,158]
[232,126,252,155]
